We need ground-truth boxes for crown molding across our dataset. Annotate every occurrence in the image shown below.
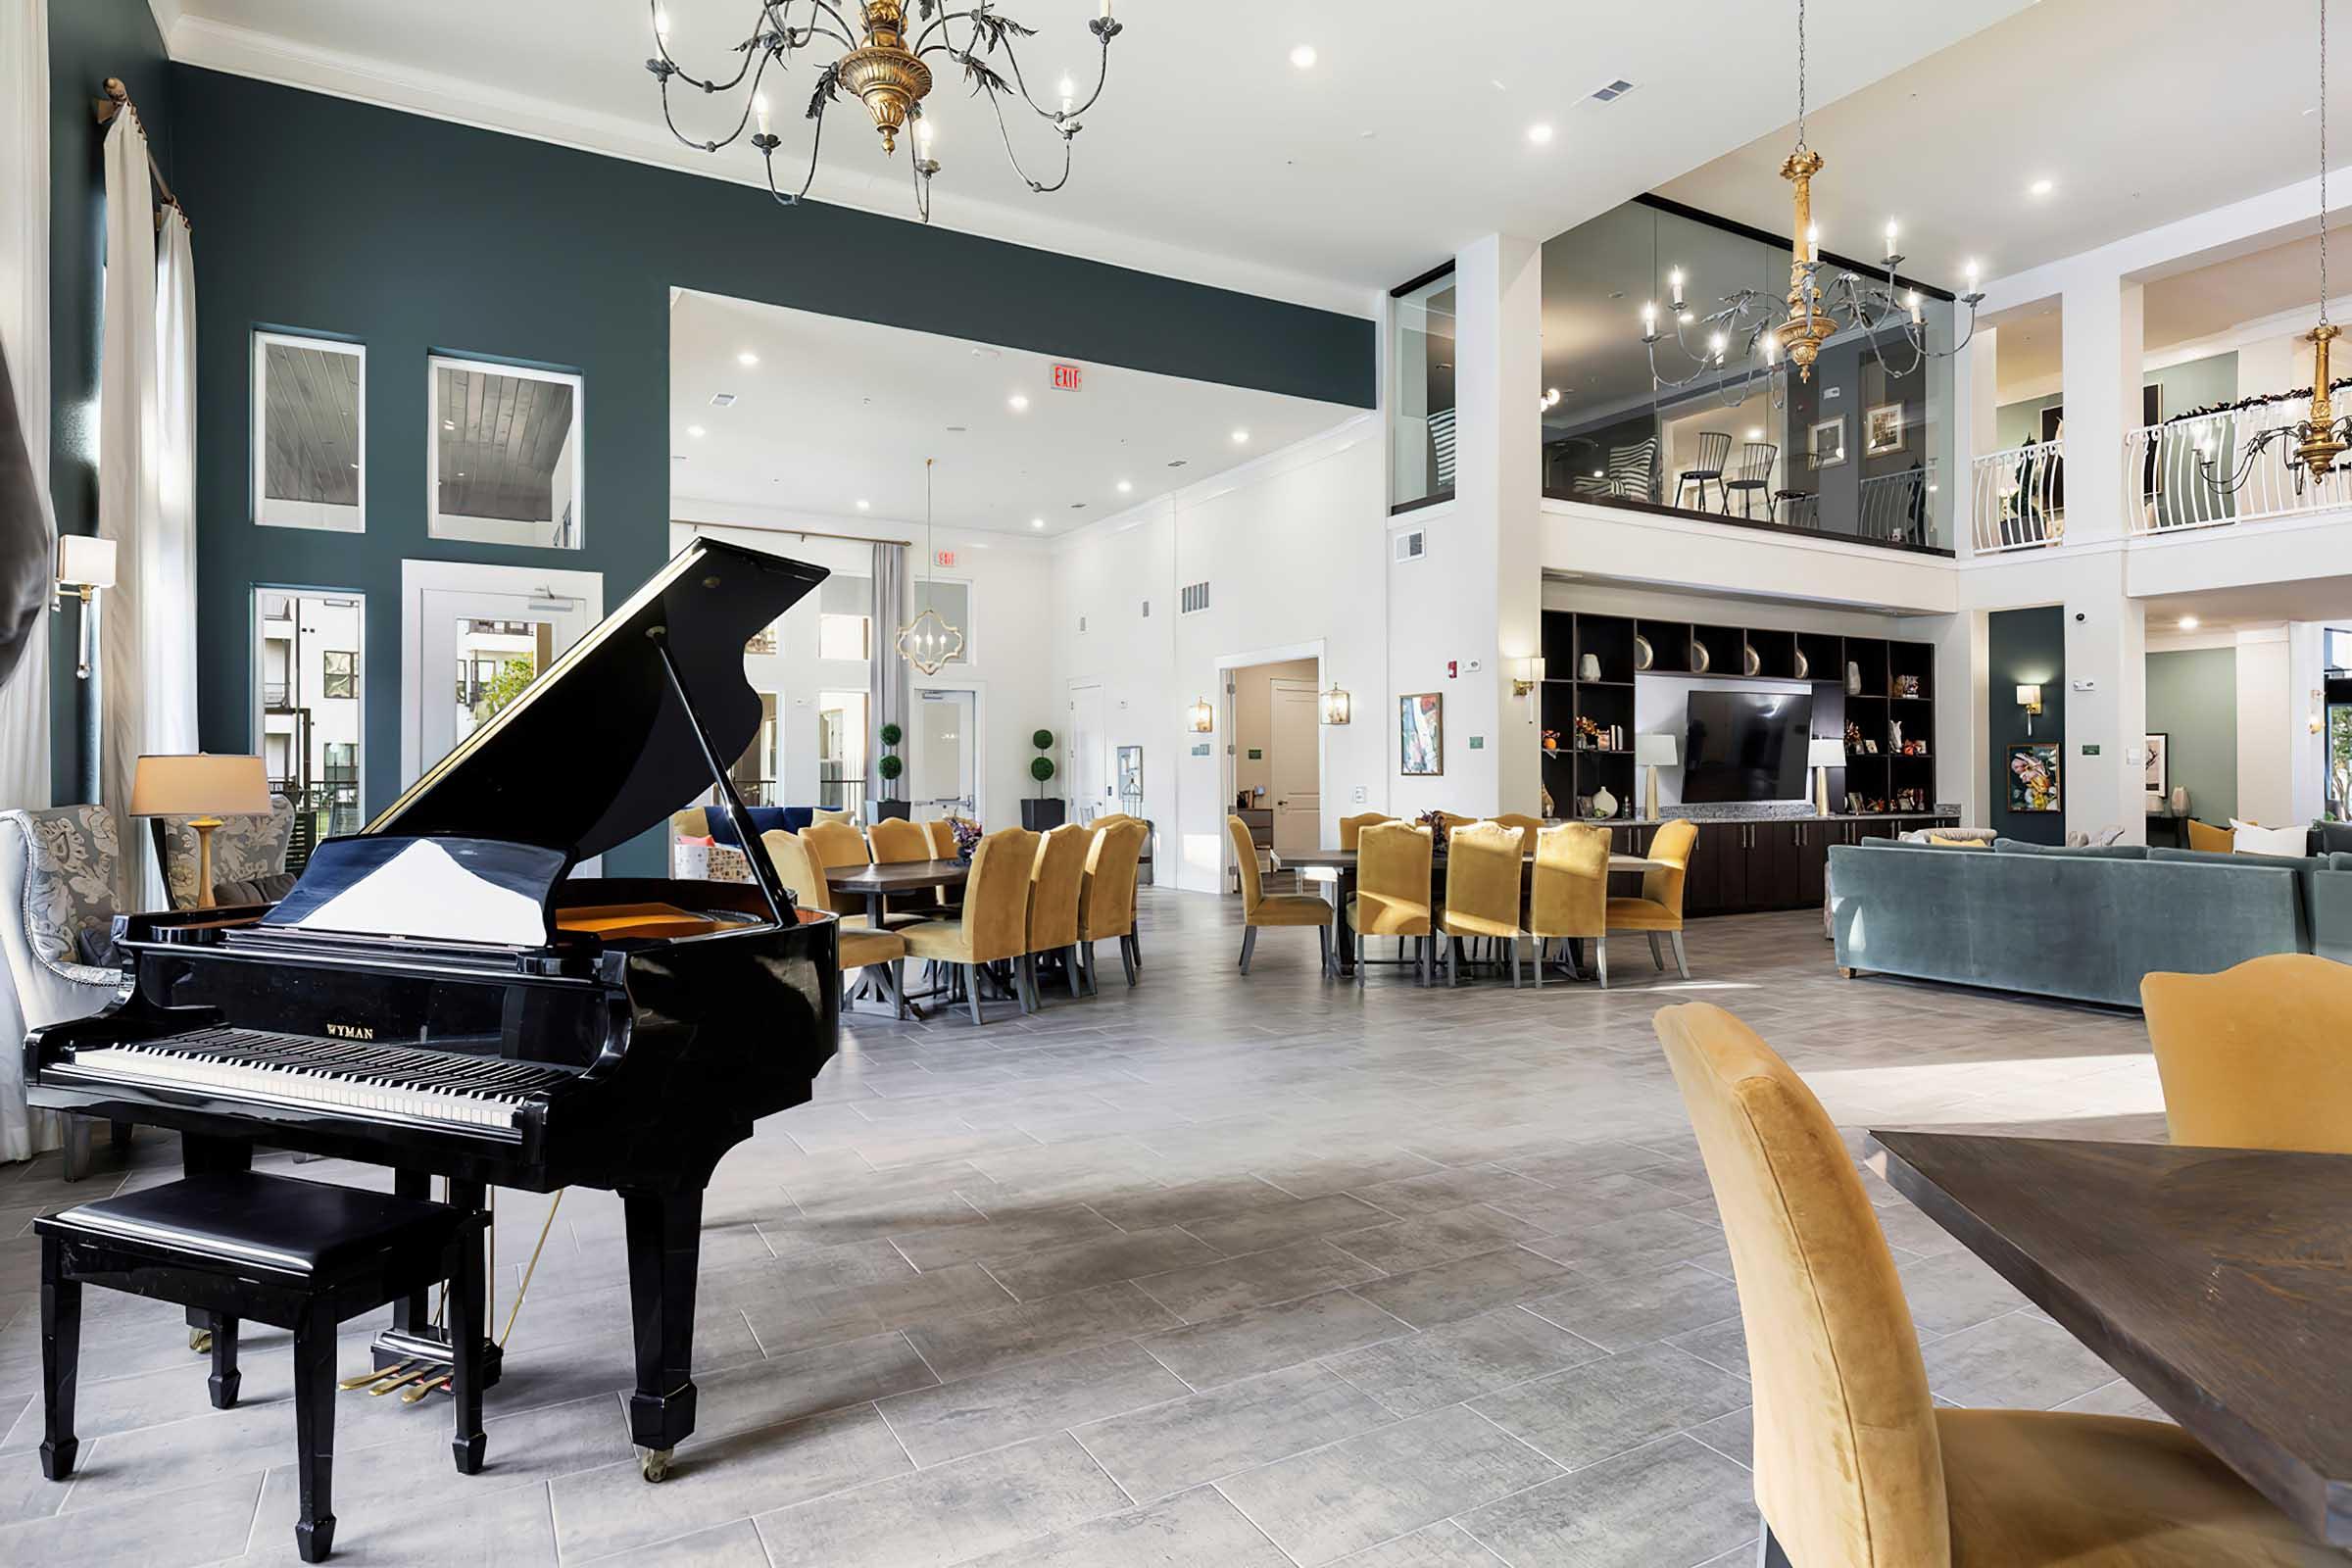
[159,15,1375,320]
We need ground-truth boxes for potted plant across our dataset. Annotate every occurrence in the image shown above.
[1021,727,1066,830]
[872,721,910,821]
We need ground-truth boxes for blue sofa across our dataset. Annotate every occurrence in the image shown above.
[1828,838,2352,1007]
[703,805,815,845]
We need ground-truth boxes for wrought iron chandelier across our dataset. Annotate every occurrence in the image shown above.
[898,459,964,676]
[646,0,1123,223]
[2201,0,2349,495]
[1642,0,1985,407]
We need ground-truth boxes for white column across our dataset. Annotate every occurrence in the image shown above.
[2290,621,2328,826]
[2063,564,2147,842]
[2056,275,2143,544]
[2236,627,2294,828]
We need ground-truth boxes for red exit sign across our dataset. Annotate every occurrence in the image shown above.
[934,549,956,568]
[1052,363,1084,392]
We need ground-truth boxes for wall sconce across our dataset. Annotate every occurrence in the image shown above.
[1319,682,1351,725]
[2313,690,2327,735]
[2015,683,2043,735]
[1511,656,1545,699]
[1187,695,1215,734]
[53,534,118,679]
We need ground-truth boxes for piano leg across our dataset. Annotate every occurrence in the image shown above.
[181,1135,253,1353]
[621,1187,703,1482]
[389,1169,433,1339]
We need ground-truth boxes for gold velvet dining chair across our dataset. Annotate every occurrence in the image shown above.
[866,816,941,919]
[1224,814,1335,975]
[1654,1002,2338,1568]
[802,819,876,919]
[1025,823,1091,1006]
[2141,955,2352,1154]
[1438,820,1527,986]
[760,830,907,1016]
[1077,818,1148,993]
[1605,816,1695,981]
[2185,818,2234,853]
[1349,821,1434,987]
[898,826,1040,1026]
[1338,811,1392,850]
[1526,822,1611,988]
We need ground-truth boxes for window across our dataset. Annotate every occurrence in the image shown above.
[428,356,584,549]
[253,588,366,854]
[911,579,972,664]
[1390,266,1456,513]
[322,650,358,699]
[818,613,869,662]
[254,332,366,533]
[322,743,358,784]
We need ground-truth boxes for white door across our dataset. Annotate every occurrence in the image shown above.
[1270,677,1322,855]
[1067,682,1107,823]
[910,687,980,819]
[405,584,598,787]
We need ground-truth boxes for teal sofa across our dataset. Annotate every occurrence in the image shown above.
[1827,839,2352,1007]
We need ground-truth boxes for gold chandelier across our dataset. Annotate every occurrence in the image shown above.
[649,0,1124,223]
[897,459,964,677]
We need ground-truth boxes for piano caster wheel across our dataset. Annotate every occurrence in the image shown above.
[638,1447,675,1484]
[189,1327,214,1354]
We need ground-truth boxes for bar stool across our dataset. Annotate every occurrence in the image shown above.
[36,1171,487,1563]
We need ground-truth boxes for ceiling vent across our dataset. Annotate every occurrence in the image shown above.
[1588,78,1635,103]
[1393,529,1427,564]
[709,392,737,408]
[1180,581,1210,614]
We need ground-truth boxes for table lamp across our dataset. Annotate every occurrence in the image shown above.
[1807,736,1845,817]
[1634,732,1679,820]
[129,754,271,907]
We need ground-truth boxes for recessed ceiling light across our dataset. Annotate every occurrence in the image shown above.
[2029,177,2055,198]
[1527,123,1555,145]
[856,499,870,511]
[1031,516,1046,529]
[736,350,760,367]
[1008,393,1030,412]
[1116,479,1133,493]
[1289,43,1317,69]
[2179,614,2200,629]
[687,424,706,438]
[1231,428,1250,444]
[1746,427,1764,440]
[709,392,737,408]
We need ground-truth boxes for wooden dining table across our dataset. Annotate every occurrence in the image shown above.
[1868,1129,2352,1547]
[1290,846,1663,977]
[828,858,968,1017]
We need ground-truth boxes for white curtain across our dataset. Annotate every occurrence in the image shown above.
[0,0,50,817]
[98,110,199,909]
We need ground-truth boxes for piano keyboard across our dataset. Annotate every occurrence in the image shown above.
[50,1028,575,1137]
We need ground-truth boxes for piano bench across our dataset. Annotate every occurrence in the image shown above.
[32,1172,490,1564]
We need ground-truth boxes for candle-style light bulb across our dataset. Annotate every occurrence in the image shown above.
[1642,301,1657,335]
[1884,219,1898,256]
[1907,290,1923,324]
[1761,334,1777,365]
[1964,257,1981,291]
[1668,267,1685,308]
[754,92,771,135]
[654,5,669,40]
[1099,0,1111,16]
[1708,331,1728,362]
[1058,74,1076,115]
[1805,224,1820,261]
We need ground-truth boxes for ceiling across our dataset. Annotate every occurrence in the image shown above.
[1659,0,2334,293]
[667,289,1360,535]
[2142,578,2352,636]
[158,0,2032,307]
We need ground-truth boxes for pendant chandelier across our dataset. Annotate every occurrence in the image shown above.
[1642,0,1985,406]
[2202,0,2350,495]
[897,458,964,676]
[646,0,1123,223]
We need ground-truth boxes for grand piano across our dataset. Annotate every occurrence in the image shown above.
[26,537,841,1481]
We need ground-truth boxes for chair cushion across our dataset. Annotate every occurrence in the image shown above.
[1347,894,1428,936]
[897,916,976,962]
[12,804,122,964]
[1250,892,1333,928]
[1606,896,1682,932]
[36,1172,471,1279]
[1937,1406,2338,1566]
[838,926,907,971]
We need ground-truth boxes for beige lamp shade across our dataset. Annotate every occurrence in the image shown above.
[56,534,118,590]
[1634,732,1679,767]
[129,754,272,819]
[1806,737,1845,768]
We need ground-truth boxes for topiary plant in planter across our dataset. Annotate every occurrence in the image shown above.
[1022,728,1066,830]
[873,721,908,820]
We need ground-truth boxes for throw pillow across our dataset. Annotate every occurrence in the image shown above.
[2233,819,2308,858]
[1926,834,1988,849]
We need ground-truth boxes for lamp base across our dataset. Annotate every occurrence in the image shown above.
[192,817,222,908]
[1814,766,1831,818]
[1644,765,1660,822]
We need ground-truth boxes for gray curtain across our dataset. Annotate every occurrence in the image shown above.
[0,339,47,690]
[870,542,908,811]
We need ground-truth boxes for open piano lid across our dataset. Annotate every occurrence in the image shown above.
[368,538,827,860]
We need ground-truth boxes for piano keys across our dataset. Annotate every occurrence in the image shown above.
[26,538,844,1482]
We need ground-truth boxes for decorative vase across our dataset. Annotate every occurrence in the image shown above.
[2172,785,2190,816]
[1793,648,1809,679]
[1845,661,1863,696]
[1741,644,1761,676]
[1542,784,1555,817]
[1592,784,1618,820]
[1578,653,1601,682]
[1888,719,1903,750]
[1634,633,1654,671]
[1690,639,1711,674]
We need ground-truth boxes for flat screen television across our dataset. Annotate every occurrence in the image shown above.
[1682,690,1814,804]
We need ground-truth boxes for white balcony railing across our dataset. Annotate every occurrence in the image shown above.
[1969,440,2064,553]
[2123,403,2352,535]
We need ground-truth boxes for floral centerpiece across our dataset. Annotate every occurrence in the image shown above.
[949,815,984,864]
[1412,808,1451,834]
[1542,728,1561,754]
[1574,715,1607,749]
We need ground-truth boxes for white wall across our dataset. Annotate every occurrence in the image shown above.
[2235,626,2293,827]
[671,500,1054,824]
[1050,416,1385,895]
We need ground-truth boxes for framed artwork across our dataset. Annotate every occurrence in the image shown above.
[2007,743,2062,813]
[2144,732,2168,808]
[1398,692,1444,776]
[1808,416,1847,469]
[1864,401,1904,456]
[1116,744,1144,805]
[253,331,367,534]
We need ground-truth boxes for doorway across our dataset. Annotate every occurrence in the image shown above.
[1067,681,1107,823]
[399,561,603,790]
[910,685,981,821]
[1227,654,1324,873]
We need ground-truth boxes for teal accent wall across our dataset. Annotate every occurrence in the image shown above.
[47,0,173,803]
[1994,352,2239,449]
[2146,647,2236,822]
[77,66,1377,875]
[1988,606,2065,844]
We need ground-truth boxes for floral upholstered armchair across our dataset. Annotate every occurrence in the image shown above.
[0,806,129,1174]
[151,794,296,909]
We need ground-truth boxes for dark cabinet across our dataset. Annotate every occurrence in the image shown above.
[1677,816,1956,917]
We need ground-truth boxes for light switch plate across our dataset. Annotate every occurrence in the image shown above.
[1352,785,1368,804]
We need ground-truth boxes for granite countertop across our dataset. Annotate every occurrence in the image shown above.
[1589,810,1960,826]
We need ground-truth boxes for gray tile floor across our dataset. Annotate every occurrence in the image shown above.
[0,892,2171,1567]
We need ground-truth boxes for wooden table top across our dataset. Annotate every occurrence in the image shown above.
[1291,849,1664,874]
[830,858,969,893]
[1868,1130,2352,1546]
